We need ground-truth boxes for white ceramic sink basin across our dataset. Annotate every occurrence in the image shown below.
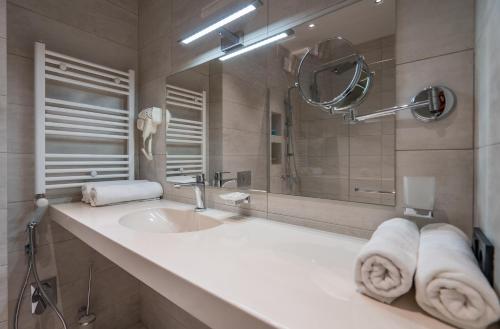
[119,208,222,233]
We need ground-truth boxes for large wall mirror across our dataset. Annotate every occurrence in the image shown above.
[164,0,396,206]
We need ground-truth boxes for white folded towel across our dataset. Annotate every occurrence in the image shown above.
[82,180,147,203]
[89,181,163,206]
[354,218,419,303]
[415,223,500,329]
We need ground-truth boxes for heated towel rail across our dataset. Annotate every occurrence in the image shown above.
[165,84,207,179]
[34,42,135,194]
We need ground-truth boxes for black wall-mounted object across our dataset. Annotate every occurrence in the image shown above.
[472,227,494,286]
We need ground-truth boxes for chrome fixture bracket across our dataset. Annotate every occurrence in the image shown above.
[219,28,242,52]
[352,85,456,123]
[31,277,58,315]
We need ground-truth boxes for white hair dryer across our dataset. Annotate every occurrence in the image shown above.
[137,107,163,161]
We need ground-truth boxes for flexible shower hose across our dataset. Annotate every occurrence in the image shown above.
[13,223,68,329]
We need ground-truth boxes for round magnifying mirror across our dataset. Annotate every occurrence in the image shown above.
[297,37,373,113]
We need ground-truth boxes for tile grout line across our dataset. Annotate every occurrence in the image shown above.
[396,148,474,152]
[103,0,139,17]
[395,47,474,66]
[266,212,375,233]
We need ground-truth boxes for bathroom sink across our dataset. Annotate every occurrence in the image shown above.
[119,208,222,233]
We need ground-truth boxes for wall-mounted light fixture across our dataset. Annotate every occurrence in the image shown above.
[180,1,262,45]
[219,30,294,61]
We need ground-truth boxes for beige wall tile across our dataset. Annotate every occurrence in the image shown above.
[0,0,5,39]
[350,135,382,156]
[139,35,171,83]
[7,153,34,203]
[396,50,474,150]
[221,128,267,156]
[108,0,139,15]
[267,193,397,232]
[0,265,6,323]
[221,100,267,134]
[7,296,37,329]
[218,72,267,109]
[0,209,5,266]
[0,38,5,96]
[6,103,34,154]
[0,153,5,208]
[475,0,500,148]
[139,153,166,185]
[267,213,373,239]
[8,203,74,253]
[140,283,209,329]
[475,144,500,292]
[268,0,346,33]
[396,150,474,236]
[139,0,171,49]
[139,76,166,109]
[350,155,381,179]
[7,3,137,71]
[6,54,32,106]
[395,0,474,64]
[8,0,138,49]
[0,96,6,153]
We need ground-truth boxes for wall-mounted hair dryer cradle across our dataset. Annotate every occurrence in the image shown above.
[137,107,165,161]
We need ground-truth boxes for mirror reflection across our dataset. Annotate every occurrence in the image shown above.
[165,0,396,206]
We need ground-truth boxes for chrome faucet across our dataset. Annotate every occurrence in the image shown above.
[174,174,206,212]
[214,171,236,188]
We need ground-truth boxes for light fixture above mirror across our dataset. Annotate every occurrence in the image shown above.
[180,0,262,45]
[219,29,294,61]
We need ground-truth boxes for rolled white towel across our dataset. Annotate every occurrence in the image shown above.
[89,181,163,206]
[355,218,419,303]
[82,180,147,203]
[416,223,500,329]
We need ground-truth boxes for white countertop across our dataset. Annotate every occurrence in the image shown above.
[51,200,453,329]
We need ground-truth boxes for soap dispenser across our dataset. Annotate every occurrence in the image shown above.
[403,176,436,219]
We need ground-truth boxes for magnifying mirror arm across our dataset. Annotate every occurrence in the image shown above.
[352,85,455,123]
[353,100,429,122]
